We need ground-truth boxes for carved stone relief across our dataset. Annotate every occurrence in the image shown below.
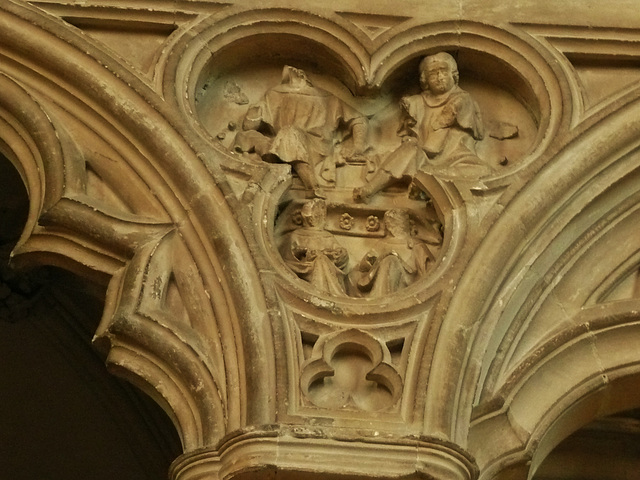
[166,21,567,474]
[197,51,541,302]
[6,2,640,480]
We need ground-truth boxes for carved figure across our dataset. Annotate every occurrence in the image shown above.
[355,209,433,296]
[285,199,349,296]
[354,52,488,203]
[235,65,368,198]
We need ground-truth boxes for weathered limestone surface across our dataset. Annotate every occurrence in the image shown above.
[3,0,640,478]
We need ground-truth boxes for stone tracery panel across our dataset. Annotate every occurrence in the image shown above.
[5,2,640,480]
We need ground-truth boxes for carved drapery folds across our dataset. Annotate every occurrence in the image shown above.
[3,1,640,479]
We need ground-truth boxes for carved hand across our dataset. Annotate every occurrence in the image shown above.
[359,251,378,271]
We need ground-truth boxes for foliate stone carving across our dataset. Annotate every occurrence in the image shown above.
[365,214,381,232]
[338,212,355,230]
[299,329,402,411]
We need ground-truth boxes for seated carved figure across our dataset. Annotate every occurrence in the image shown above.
[354,52,490,203]
[355,209,434,296]
[285,199,349,296]
[235,65,368,198]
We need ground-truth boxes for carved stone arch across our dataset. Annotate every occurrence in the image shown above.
[0,0,275,452]
[432,84,640,472]
[0,73,63,244]
[472,305,640,479]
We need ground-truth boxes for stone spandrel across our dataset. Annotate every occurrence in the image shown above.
[9,2,640,479]
[209,52,537,300]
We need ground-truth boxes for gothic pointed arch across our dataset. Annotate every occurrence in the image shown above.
[460,86,640,477]
[0,1,275,452]
[2,2,640,480]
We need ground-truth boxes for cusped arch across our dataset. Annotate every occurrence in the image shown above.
[0,1,275,452]
[0,73,61,244]
[428,80,640,470]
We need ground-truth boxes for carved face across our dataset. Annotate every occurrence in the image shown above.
[421,60,456,95]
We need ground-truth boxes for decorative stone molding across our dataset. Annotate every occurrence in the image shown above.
[0,0,276,454]
[170,428,478,480]
[3,1,640,479]
[464,102,640,474]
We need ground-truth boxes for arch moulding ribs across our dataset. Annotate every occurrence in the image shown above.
[0,0,276,457]
[5,2,640,480]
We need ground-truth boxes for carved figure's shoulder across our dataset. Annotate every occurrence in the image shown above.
[400,94,426,118]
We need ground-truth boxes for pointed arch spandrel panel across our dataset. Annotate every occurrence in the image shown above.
[155,7,581,471]
[8,2,640,479]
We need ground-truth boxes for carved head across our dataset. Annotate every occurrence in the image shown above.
[301,198,327,228]
[384,209,411,239]
[419,52,459,94]
[281,65,313,89]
